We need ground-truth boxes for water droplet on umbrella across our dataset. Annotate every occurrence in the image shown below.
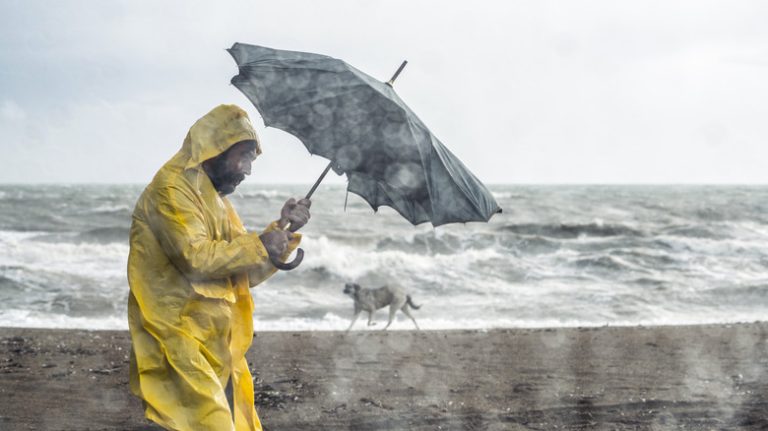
[335,145,363,171]
[386,162,424,192]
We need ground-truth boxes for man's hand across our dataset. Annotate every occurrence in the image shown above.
[279,198,311,232]
[259,230,291,258]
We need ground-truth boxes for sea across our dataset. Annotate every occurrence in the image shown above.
[1,184,767,331]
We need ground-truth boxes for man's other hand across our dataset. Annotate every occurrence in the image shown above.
[280,198,311,232]
[259,230,290,258]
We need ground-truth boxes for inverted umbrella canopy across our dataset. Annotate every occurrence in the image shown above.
[228,42,501,227]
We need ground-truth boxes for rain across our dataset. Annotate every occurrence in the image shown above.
[2,1,768,430]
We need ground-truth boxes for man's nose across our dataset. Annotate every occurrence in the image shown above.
[241,160,252,176]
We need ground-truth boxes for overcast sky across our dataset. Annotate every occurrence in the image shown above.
[1,1,767,184]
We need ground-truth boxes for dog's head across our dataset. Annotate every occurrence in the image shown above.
[343,282,361,297]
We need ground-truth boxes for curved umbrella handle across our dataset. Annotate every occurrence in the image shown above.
[270,248,304,271]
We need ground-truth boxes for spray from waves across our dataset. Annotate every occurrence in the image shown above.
[1,231,128,278]
[374,230,500,255]
[296,235,506,288]
[233,189,289,199]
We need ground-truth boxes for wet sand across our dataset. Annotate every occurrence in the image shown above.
[1,323,767,430]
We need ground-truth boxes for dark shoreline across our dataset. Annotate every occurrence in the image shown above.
[1,323,767,430]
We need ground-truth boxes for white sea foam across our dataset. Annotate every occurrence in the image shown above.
[87,204,131,214]
[0,309,129,330]
[0,230,128,279]
[491,191,516,200]
[300,235,504,281]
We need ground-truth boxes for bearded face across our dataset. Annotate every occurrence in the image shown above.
[203,140,258,195]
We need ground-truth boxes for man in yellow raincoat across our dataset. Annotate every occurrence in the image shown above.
[127,104,310,430]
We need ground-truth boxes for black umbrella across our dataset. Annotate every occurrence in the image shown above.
[228,43,502,269]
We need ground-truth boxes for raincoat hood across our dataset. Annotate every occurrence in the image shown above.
[181,104,261,170]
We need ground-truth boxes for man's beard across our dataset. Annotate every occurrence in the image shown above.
[206,158,245,196]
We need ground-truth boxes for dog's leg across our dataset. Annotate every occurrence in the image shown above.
[384,304,399,330]
[385,297,407,330]
[347,303,362,332]
[346,310,361,332]
[367,310,377,326]
[401,306,420,330]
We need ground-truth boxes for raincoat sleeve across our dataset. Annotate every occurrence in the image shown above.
[247,221,302,287]
[146,185,271,281]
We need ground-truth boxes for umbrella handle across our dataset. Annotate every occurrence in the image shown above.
[270,248,304,271]
[269,160,334,272]
[269,220,304,271]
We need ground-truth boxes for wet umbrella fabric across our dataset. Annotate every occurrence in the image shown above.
[228,43,501,227]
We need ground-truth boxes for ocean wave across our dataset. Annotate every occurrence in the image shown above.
[0,273,25,293]
[77,226,130,243]
[233,189,289,200]
[491,191,523,200]
[32,226,130,244]
[0,261,127,323]
[298,235,505,283]
[608,249,679,268]
[694,207,727,222]
[376,230,541,256]
[500,235,561,255]
[630,277,668,287]
[85,204,132,214]
[0,309,128,330]
[570,255,645,272]
[0,232,128,279]
[697,284,768,305]
[376,231,463,254]
[500,222,643,239]
[660,224,729,240]
[289,265,346,287]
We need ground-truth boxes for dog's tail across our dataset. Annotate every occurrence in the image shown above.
[406,295,422,310]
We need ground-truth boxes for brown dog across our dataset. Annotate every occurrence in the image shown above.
[343,282,421,331]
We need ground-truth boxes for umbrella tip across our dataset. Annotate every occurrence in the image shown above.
[385,60,408,87]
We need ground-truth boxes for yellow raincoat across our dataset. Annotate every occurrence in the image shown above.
[127,105,299,431]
